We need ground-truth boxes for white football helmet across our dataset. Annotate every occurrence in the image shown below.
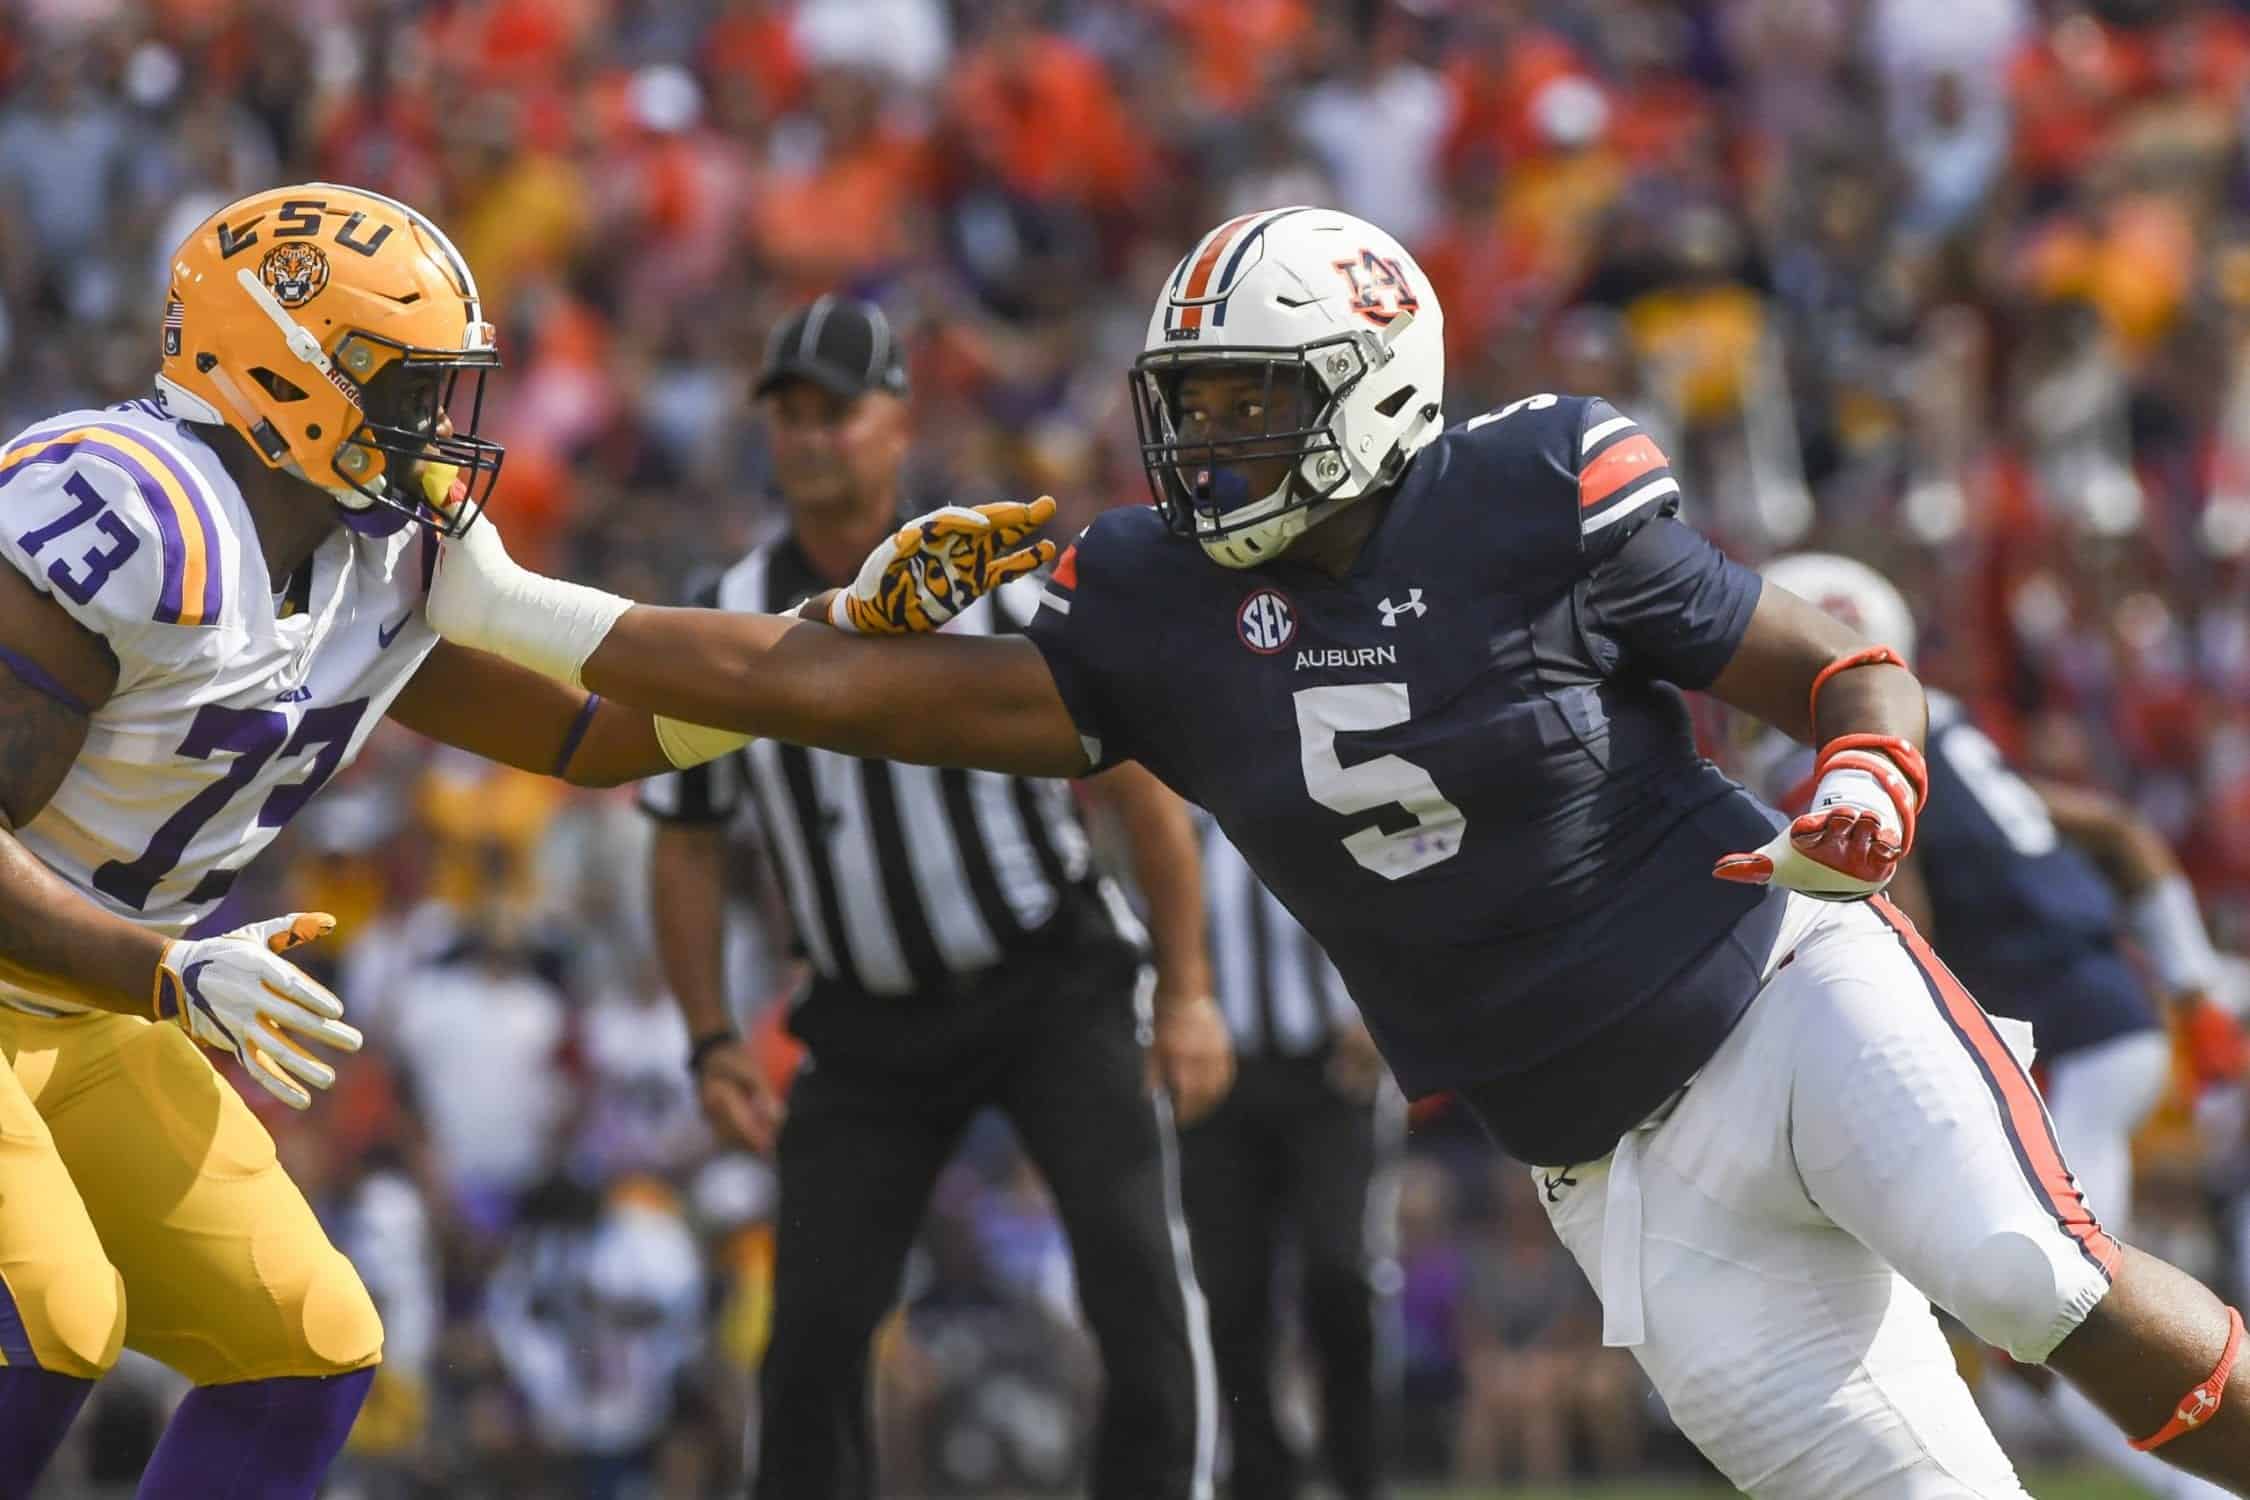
[1130,206,1445,568]
[1764,552,1918,662]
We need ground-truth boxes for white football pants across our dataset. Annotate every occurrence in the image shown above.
[2043,1028,2171,1242]
[1537,896,2118,1500]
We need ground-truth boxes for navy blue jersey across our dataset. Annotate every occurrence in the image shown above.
[1029,394,1787,1165]
[1917,693,2157,1055]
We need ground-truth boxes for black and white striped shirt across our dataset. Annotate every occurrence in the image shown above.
[1201,819,1359,1057]
[639,535,1133,997]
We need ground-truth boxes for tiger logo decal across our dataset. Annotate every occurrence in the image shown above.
[259,241,331,309]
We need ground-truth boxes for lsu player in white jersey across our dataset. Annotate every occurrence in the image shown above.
[0,183,752,1499]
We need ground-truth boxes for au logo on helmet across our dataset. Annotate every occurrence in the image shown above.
[259,241,330,309]
[1332,249,1419,327]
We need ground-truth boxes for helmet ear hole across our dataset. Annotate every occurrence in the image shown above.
[248,367,309,403]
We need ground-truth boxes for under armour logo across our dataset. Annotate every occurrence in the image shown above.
[2179,1387,2221,1428]
[1377,589,1426,627]
[1540,1170,1579,1203]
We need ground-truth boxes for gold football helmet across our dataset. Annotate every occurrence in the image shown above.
[157,183,503,535]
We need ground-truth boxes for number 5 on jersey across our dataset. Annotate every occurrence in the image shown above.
[1295,683,1465,879]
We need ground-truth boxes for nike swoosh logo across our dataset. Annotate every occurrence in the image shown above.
[182,961,239,1048]
[376,612,412,648]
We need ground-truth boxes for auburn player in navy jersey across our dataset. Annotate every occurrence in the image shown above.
[428,206,2250,1498]
[1747,554,2238,1500]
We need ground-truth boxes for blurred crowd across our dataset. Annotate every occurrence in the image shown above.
[11,0,2250,1493]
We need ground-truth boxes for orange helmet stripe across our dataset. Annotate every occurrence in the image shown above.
[1176,213,1262,333]
[0,425,222,626]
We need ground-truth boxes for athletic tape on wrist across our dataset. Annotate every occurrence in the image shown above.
[654,714,753,769]
[1813,733,1928,850]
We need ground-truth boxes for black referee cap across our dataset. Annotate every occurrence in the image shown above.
[754,294,909,401]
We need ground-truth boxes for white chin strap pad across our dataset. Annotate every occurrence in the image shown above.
[1201,487,1363,569]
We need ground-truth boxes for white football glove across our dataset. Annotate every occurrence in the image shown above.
[420,462,632,686]
[154,913,363,1110]
[831,497,1058,634]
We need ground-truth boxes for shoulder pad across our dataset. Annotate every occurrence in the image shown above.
[1450,393,1681,578]
[0,415,235,638]
[1080,503,1171,556]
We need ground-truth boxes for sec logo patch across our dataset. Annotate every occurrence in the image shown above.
[1237,588,1296,654]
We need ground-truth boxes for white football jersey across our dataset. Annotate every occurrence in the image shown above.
[0,397,439,1012]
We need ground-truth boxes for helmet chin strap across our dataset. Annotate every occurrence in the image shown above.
[321,464,416,535]
[1195,469,1361,567]
[333,495,413,537]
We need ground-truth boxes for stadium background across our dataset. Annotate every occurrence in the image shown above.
[5,0,2250,1494]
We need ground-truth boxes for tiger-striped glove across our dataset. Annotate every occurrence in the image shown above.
[154,913,363,1110]
[831,497,1058,634]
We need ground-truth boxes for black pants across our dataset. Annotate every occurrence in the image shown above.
[754,943,1207,1500]
[1180,1053,1396,1500]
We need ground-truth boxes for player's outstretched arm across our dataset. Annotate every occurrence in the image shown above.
[387,639,749,786]
[2036,779,2223,998]
[2037,776,2242,1075]
[583,607,1088,776]
[427,495,1092,778]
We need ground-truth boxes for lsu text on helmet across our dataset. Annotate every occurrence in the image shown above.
[1764,552,1919,665]
[157,183,503,537]
[1130,206,1445,569]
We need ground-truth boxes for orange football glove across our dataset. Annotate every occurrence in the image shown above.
[2183,995,2250,1089]
[1715,735,1927,901]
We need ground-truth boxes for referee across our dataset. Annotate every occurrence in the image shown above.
[640,295,1231,1500]
[1180,820,1402,1500]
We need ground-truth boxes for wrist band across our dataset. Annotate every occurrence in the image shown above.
[687,1029,737,1077]
[549,694,601,779]
[1809,644,1910,728]
[2131,1305,2244,1451]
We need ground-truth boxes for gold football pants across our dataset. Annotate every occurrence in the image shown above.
[0,1007,381,1384]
